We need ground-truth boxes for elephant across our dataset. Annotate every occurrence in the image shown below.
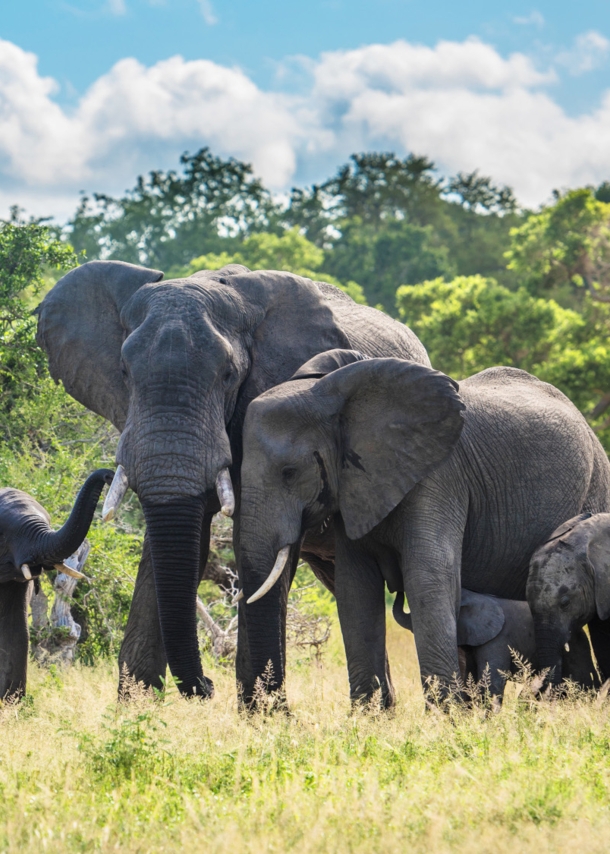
[237,349,610,705]
[527,512,610,686]
[35,261,429,702]
[0,468,113,698]
[393,589,599,702]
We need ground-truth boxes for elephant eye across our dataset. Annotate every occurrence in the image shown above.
[560,594,570,609]
[282,466,298,485]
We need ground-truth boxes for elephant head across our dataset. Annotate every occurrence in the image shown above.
[239,351,464,694]
[393,589,505,646]
[0,469,113,583]
[527,513,610,684]
[36,262,361,697]
[0,468,113,699]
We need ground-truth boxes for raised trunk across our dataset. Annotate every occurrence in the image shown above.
[143,498,213,698]
[38,469,114,562]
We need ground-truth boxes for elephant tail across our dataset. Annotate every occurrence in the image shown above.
[392,591,413,631]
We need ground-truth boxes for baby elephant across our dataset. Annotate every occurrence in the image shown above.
[528,513,610,686]
[393,589,599,702]
[0,469,113,699]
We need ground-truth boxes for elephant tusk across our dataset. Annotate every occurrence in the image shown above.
[246,546,291,604]
[54,563,86,580]
[232,589,244,604]
[216,468,235,517]
[102,464,129,522]
[21,564,32,581]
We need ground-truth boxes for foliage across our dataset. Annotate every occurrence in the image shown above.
[68,148,280,269]
[506,188,610,302]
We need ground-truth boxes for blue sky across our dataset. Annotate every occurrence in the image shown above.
[1,1,610,218]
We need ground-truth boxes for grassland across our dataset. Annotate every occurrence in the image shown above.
[1,620,609,854]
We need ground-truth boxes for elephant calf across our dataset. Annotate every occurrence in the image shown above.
[528,512,610,686]
[0,469,113,699]
[393,589,599,703]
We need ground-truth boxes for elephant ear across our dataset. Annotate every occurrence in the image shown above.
[543,513,592,545]
[312,358,465,539]
[457,590,505,646]
[36,260,163,430]
[586,518,610,621]
[290,349,368,381]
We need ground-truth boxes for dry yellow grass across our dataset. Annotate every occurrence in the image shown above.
[1,620,610,853]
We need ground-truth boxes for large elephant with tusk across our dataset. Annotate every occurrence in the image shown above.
[0,469,113,698]
[36,261,429,702]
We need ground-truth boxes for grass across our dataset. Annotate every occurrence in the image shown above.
[2,621,610,853]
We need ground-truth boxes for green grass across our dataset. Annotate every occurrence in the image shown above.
[2,622,610,853]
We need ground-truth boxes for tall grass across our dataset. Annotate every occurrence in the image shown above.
[2,621,610,853]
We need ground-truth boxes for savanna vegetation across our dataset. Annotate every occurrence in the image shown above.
[3,151,610,851]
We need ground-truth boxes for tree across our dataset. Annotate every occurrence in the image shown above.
[506,188,610,303]
[67,148,280,270]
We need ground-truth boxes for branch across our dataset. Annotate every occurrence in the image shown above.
[583,275,610,303]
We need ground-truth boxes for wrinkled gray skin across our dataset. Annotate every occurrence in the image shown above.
[0,469,113,698]
[239,351,610,705]
[36,262,429,702]
[527,513,610,686]
[393,590,599,700]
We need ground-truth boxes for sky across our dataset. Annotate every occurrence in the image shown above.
[1,1,610,220]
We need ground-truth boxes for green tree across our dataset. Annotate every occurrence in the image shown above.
[68,148,281,270]
[506,187,610,303]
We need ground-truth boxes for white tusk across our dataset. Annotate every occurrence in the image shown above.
[232,590,244,604]
[216,468,235,517]
[21,564,32,581]
[102,464,129,522]
[246,546,291,604]
[54,563,86,580]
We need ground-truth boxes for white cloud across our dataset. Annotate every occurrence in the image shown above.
[4,34,610,219]
[198,0,218,26]
[107,0,127,15]
[513,11,545,28]
[556,31,610,76]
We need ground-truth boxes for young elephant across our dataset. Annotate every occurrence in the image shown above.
[0,469,114,699]
[393,589,599,701]
[238,348,610,707]
[527,513,610,686]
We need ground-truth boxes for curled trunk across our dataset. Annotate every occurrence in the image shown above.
[37,469,114,563]
[143,498,213,698]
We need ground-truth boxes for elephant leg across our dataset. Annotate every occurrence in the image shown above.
[118,513,214,695]
[564,627,600,689]
[588,616,610,683]
[335,529,394,708]
[474,639,511,701]
[0,580,30,700]
[402,543,462,700]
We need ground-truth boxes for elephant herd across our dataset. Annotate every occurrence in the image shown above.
[0,259,609,707]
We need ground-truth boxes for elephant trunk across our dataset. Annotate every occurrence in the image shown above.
[535,622,565,685]
[142,498,212,698]
[241,539,291,705]
[37,469,114,563]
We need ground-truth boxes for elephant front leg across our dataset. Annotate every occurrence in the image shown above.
[403,545,462,703]
[335,529,395,709]
[0,580,30,700]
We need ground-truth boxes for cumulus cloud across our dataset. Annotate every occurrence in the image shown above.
[556,31,610,76]
[3,34,610,218]
[107,0,127,15]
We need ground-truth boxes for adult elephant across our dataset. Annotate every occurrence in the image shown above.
[0,469,113,698]
[36,261,429,701]
[237,353,610,703]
